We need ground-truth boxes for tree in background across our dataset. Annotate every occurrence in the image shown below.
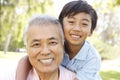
[0,0,53,54]
[89,0,120,59]
[92,0,120,45]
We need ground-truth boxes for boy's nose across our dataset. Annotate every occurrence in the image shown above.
[73,25,82,32]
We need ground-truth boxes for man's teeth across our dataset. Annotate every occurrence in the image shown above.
[40,59,53,64]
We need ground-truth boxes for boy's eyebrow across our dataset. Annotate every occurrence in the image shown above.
[82,19,90,22]
[68,16,90,22]
[68,16,74,19]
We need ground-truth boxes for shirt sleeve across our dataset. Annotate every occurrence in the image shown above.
[76,57,102,80]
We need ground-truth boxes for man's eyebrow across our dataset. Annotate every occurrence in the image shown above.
[31,39,40,43]
[48,37,58,41]
[30,37,58,43]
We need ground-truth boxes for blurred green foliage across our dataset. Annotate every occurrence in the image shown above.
[116,0,120,5]
[100,71,120,80]
[0,0,54,51]
[88,32,120,60]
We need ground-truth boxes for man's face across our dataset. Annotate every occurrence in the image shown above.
[26,24,64,73]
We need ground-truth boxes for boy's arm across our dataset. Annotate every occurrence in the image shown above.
[73,78,79,80]
[16,55,32,80]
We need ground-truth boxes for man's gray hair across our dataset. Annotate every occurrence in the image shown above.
[23,14,64,45]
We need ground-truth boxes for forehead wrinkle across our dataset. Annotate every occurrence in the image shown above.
[48,37,59,41]
[31,36,59,43]
[30,39,41,44]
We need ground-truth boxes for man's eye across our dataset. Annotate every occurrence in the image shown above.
[49,41,58,46]
[32,43,40,47]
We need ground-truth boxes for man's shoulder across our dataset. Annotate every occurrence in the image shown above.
[59,66,76,80]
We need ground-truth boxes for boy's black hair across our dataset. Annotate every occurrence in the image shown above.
[59,0,98,33]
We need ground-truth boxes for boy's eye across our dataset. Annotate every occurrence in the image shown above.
[82,23,88,26]
[68,21,75,25]
[68,21,74,23]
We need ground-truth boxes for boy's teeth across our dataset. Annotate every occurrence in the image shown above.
[71,35,80,39]
[40,59,53,64]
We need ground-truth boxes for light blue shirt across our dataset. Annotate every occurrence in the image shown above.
[62,40,102,80]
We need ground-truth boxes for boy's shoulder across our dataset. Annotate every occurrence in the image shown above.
[76,40,100,60]
[84,40,101,60]
[84,40,99,53]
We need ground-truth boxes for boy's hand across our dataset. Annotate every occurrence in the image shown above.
[73,77,78,80]
[16,55,32,80]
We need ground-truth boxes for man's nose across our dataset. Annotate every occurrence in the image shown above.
[41,46,50,55]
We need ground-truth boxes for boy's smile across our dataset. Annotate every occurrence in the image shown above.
[63,12,92,46]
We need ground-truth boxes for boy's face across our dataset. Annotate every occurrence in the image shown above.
[63,12,92,46]
[26,24,64,73]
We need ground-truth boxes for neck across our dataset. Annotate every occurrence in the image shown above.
[37,69,59,80]
[65,42,84,59]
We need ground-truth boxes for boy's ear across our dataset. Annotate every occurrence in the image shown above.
[88,33,92,36]
[88,29,93,36]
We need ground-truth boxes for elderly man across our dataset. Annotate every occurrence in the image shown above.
[24,14,75,80]
[0,14,75,80]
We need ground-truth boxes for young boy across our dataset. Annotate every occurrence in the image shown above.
[16,0,102,80]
